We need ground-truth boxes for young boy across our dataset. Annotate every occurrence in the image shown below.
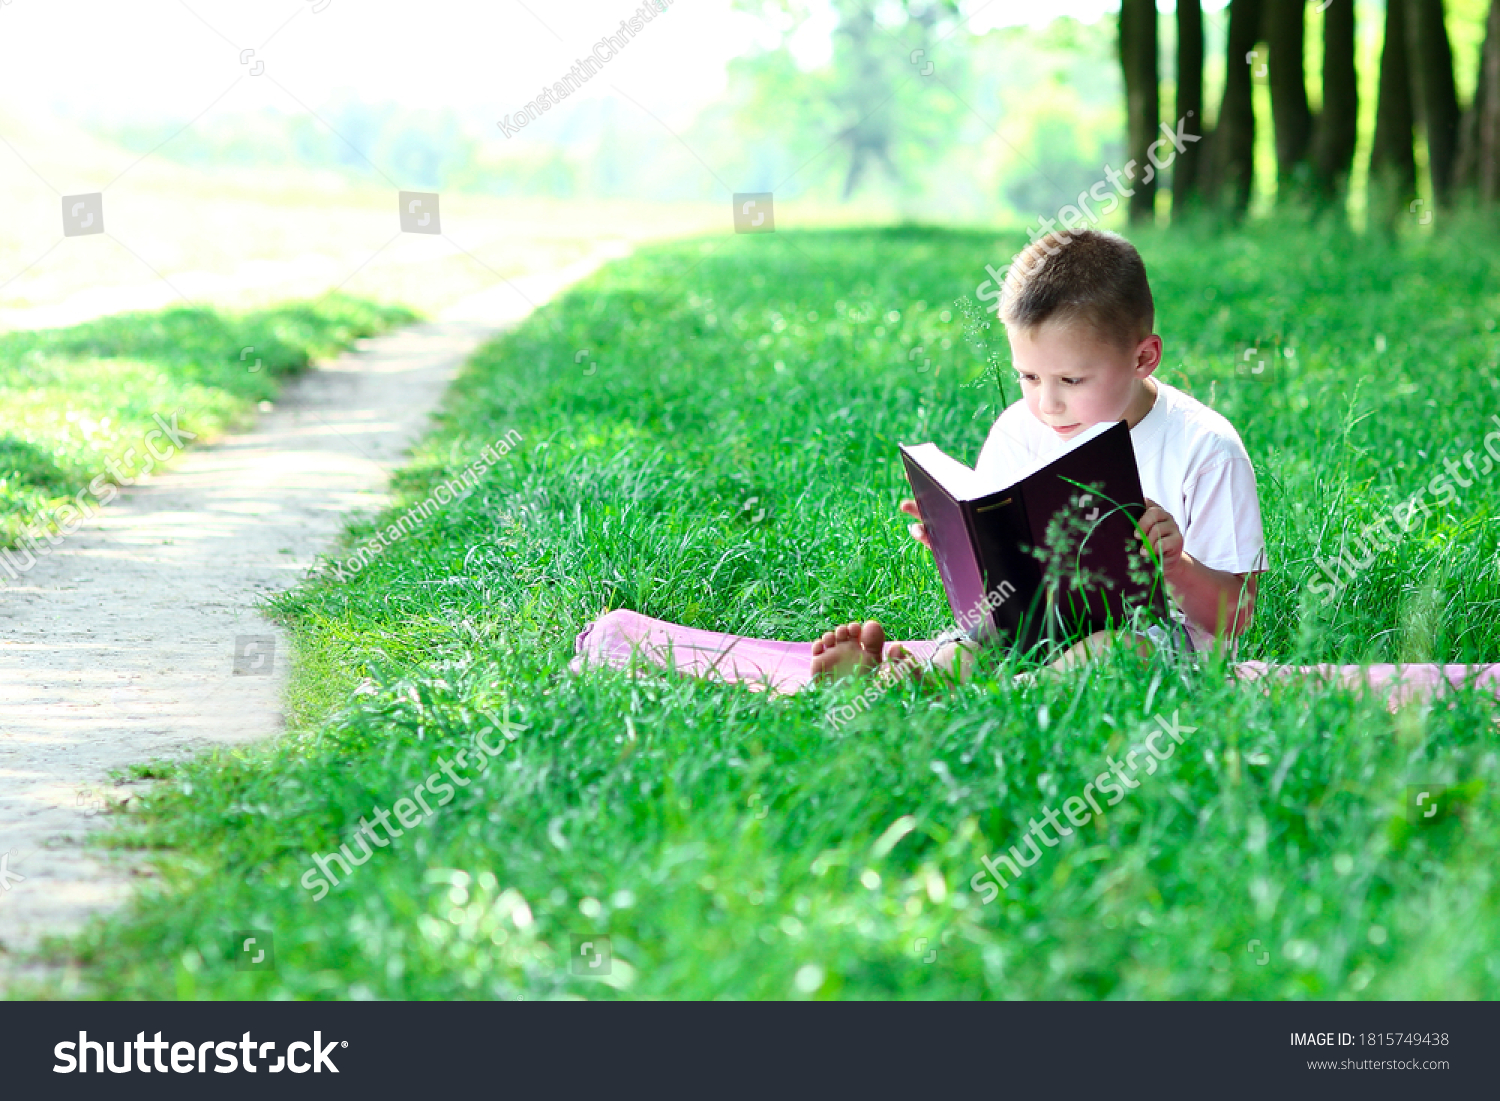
[811,229,1267,680]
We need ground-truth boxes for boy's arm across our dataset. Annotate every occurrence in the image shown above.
[1164,556,1258,638]
[1138,498,1258,638]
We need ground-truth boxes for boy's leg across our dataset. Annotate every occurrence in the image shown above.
[892,638,977,684]
[905,630,1148,686]
[1043,629,1155,673]
[813,625,1155,688]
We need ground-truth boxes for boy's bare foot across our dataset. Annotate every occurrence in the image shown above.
[811,619,888,679]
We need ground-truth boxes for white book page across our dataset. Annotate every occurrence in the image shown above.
[989,420,1116,492]
[904,421,1117,500]
[901,443,991,501]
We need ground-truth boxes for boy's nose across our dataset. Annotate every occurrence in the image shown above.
[1039,387,1067,414]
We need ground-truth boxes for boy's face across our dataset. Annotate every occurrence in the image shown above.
[1007,318,1161,440]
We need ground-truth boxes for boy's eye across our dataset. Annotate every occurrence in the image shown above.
[1015,373,1082,385]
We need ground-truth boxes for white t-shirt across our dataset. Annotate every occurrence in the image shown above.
[973,380,1268,639]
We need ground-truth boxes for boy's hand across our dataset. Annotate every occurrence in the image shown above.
[899,498,932,549]
[1137,498,1184,578]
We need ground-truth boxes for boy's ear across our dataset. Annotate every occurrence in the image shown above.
[1134,335,1164,376]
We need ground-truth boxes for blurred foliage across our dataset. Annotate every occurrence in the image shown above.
[89,14,1124,222]
[88,2,1500,228]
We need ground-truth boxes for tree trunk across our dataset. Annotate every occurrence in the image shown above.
[1457,0,1500,201]
[1266,0,1314,197]
[1210,0,1264,216]
[1311,0,1359,209]
[1483,0,1500,199]
[1174,0,1205,210]
[1405,0,1462,205]
[833,3,899,201]
[1371,0,1418,225]
[1119,0,1160,224]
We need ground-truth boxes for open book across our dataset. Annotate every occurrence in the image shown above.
[899,420,1168,651]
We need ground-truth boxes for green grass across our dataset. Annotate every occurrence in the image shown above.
[51,223,1500,1000]
[0,295,420,546]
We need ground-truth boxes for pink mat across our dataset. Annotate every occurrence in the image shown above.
[1232,660,1500,710]
[573,610,1500,708]
[571,609,943,694]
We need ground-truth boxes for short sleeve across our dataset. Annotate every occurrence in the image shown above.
[1180,455,1268,575]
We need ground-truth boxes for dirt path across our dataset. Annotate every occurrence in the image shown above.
[0,246,625,983]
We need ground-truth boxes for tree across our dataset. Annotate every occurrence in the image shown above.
[1311,0,1359,209]
[827,1,961,199]
[831,3,902,199]
[1209,0,1264,216]
[1118,0,1160,224]
[1371,0,1418,223]
[1457,0,1500,201]
[1174,0,1206,209]
[1405,0,1462,205]
[727,0,962,202]
[1266,0,1313,195]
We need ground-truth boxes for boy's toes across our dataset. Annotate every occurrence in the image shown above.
[886,642,924,676]
[811,621,888,680]
[810,628,842,675]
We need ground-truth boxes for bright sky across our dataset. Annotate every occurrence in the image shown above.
[0,0,1183,127]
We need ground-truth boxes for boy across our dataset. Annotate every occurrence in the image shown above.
[811,229,1267,680]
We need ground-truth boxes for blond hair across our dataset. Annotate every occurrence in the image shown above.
[1001,230,1154,349]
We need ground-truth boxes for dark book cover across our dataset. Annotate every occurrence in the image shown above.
[899,420,1168,652]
